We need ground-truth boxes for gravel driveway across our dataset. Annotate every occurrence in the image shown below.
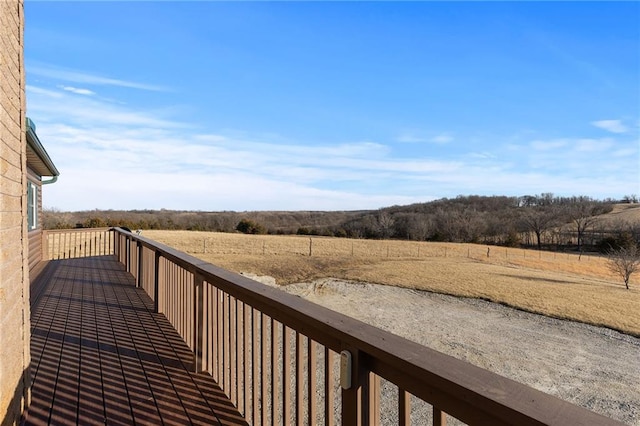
[275,278,640,425]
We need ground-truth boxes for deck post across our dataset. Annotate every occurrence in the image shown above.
[193,272,205,372]
[341,347,369,426]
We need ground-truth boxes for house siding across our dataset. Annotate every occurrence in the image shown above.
[0,2,30,425]
[26,168,42,273]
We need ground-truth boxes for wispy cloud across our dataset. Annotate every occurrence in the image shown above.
[29,64,167,92]
[591,119,628,134]
[574,138,613,152]
[59,85,95,96]
[468,152,496,159]
[530,139,567,151]
[504,135,637,184]
[396,131,453,144]
[27,84,184,129]
[396,133,426,143]
[431,133,454,144]
[27,85,64,98]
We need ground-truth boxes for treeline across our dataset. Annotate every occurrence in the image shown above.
[341,194,631,252]
[43,208,364,235]
[43,194,640,253]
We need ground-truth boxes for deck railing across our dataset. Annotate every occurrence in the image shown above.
[48,227,622,425]
[44,228,115,260]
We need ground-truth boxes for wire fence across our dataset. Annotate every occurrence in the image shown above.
[143,231,606,265]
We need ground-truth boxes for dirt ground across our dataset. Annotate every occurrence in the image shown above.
[144,230,640,336]
[245,273,640,425]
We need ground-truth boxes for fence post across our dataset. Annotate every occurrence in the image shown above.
[193,272,205,372]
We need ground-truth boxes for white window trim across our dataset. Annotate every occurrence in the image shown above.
[28,181,38,231]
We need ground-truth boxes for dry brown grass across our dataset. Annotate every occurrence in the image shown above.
[144,230,640,336]
[596,203,640,226]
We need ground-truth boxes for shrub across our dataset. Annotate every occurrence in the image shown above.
[297,227,310,235]
[236,219,266,235]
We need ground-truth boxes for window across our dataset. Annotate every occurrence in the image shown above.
[27,181,38,231]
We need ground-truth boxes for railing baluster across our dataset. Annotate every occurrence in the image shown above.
[42,230,48,260]
[283,326,291,424]
[225,292,231,397]
[243,302,250,417]
[252,308,259,426]
[231,296,237,405]
[261,313,268,426]
[218,289,224,389]
[136,242,143,288]
[308,338,317,425]
[169,263,174,324]
[325,348,334,426]
[433,407,446,426]
[296,332,304,425]
[186,269,191,348]
[271,318,279,426]
[125,235,129,272]
[188,270,193,348]
[178,269,182,335]
[153,251,160,313]
[399,388,410,426]
[210,284,217,380]
[369,372,380,426]
[194,272,204,373]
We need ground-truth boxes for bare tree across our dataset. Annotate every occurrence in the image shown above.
[407,214,431,241]
[519,207,558,250]
[567,202,606,252]
[607,245,640,290]
[377,212,395,239]
[434,208,460,242]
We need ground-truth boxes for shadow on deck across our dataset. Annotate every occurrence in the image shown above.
[25,256,248,426]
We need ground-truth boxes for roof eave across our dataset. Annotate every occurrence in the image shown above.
[26,117,60,178]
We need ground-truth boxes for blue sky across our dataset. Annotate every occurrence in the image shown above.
[25,1,639,212]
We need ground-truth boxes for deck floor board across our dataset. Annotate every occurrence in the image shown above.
[25,256,247,426]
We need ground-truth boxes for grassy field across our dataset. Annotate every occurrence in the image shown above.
[143,230,640,336]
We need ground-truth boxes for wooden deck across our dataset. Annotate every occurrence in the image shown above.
[25,256,248,426]
[32,228,623,426]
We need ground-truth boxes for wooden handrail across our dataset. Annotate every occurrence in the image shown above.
[105,226,622,425]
